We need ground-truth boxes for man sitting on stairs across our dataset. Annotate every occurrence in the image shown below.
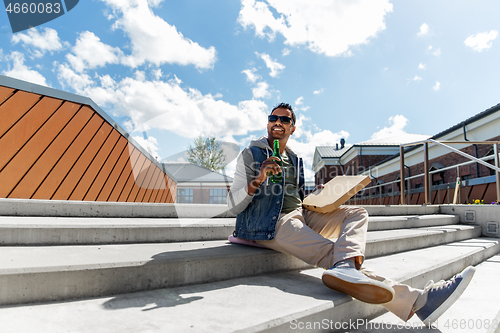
[227,102,475,326]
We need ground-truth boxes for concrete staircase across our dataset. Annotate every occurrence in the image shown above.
[0,199,499,333]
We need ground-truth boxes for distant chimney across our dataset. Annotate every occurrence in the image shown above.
[340,138,345,149]
[336,143,339,150]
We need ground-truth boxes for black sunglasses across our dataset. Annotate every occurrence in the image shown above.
[268,115,293,124]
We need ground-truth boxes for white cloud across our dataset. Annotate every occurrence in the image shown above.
[427,45,441,56]
[408,75,422,83]
[242,68,260,83]
[252,81,271,99]
[132,135,160,159]
[418,62,426,70]
[433,81,441,91]
[2,51,49,86]
[313,88,324,95]
[152,68,162,80]
[294,97,310,112]
[256,52,285,77]
[288,114,349,180]
[238,0,393,57]
[66,31,124,72]
[56,63,94,92]
[11,28,67,57]
[282,48,291,56]
[102,0,216,69]
[464,30,498,52]
[242,67,273,99]
[371,115,408,140]
[417,23,429,36]
[56,64,269,139]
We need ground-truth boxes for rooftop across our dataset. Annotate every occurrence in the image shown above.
[315,145,352,158]
[163,163,232,183]
[431,102,500,140]
[355,133,431,146]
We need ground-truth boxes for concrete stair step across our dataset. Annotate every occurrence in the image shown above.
[0,198,234,218]
[0,198,441,218]
[0,216,236,245]
[367,214,458,231]
[0,224,480,305]
[0,214,459,245]
[363,205,441,216]
[365,224,481,257]
[1,238,498,333]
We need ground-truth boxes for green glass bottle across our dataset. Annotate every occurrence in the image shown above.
[271,139,283,183]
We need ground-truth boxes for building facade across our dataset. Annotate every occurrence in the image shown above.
[313,134,430,185]
[313,103,500,205]
[163,163,232,204]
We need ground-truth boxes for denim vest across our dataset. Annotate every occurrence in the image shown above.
[233,146,305,241]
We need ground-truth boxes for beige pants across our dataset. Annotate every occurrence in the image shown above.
[255,207,420,321]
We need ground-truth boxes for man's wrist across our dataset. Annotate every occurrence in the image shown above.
[251,179,263,188]
[247,178,263,195]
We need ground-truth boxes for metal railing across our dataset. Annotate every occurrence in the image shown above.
[351,140,500,205]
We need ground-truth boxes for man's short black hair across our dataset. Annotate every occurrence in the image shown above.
[271,102,296,125]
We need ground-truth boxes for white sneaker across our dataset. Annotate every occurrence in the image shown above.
[322,267,394,304]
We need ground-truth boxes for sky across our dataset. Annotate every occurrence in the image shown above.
[1,0,500,180]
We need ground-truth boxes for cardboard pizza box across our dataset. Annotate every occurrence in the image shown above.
[302,175,371,213]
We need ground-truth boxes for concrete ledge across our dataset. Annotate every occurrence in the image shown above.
[1,199,447,219]
[440,204,500,237]
[358,205,441,216]
[367,214,458,231]
[0,241,311,306]
[0,198,236,218]
[365,225,481,258]
[0,214,459,245]
[0,217,236,245]
[0,225,481,305]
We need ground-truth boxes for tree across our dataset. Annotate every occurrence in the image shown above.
[187,136,226,173]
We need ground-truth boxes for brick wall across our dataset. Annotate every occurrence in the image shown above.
[315,153,400,186]
[315,165,344,185]
[190,187,230,204]
[372,135,500,191]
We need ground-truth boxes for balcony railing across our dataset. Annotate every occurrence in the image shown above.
[350,140,500,205]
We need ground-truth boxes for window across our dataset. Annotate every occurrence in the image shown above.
[177,188,193,203]
[210,189,227,204]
